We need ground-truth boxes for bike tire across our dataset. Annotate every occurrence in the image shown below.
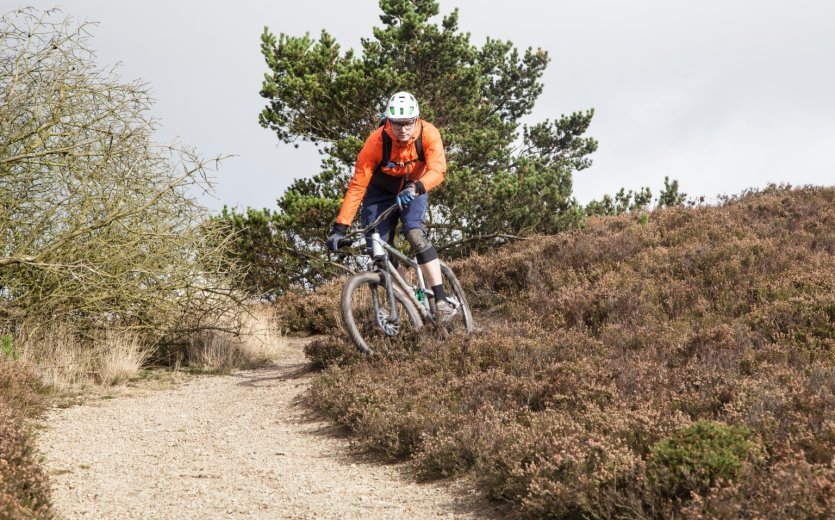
[435,262,475,335]
[341,271,423,355]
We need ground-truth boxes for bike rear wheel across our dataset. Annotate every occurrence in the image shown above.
[429,262,474,335]
[341,271,423,355]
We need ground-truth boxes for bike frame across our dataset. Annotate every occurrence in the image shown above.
[338,203,439,330]
[367,230,435,324]
[336,203,473,351]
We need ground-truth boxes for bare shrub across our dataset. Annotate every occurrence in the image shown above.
[1,7,243,358]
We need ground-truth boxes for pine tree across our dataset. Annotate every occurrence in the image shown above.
[220,0,598,294]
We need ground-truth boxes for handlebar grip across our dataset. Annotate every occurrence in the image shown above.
[337,236,355,249]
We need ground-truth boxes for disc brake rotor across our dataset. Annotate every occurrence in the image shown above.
[376,308,401,337]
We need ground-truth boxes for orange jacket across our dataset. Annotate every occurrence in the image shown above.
[335,119,446,226]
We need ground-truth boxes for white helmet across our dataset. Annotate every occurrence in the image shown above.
[385,91,419,122]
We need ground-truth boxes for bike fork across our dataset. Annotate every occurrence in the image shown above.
[380,263,400,323]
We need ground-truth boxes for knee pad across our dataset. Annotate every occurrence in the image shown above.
[405,228,431,253]
[405,228,438,263]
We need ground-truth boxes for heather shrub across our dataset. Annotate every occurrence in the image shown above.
[0,357,43,415]
[680,453,834,519]
[274,281,341,334]
[0,360,52,519]
[304,335,363,369]
[307,186,835,518]
[648,420,763,500]
[471,408,647,518]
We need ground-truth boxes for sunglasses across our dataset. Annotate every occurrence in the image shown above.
[390,118,417,129]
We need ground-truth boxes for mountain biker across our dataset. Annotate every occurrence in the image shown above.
[327,91,458,322]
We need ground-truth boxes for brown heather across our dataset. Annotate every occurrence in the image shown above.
[276,279,343,336]
[307,186,834,519]
[0,360,52,519]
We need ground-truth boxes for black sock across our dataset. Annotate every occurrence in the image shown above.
[431,284,447,303]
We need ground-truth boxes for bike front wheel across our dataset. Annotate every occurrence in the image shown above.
[341,271,423,355]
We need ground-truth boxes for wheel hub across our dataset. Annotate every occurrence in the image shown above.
[376,309,400,336]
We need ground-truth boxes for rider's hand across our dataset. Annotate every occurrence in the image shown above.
[397,183,417,208]
[327,223,349,252]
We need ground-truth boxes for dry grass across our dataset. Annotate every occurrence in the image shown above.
[307,185,835,519]
[186,304,289,371]
[9,304,288,386]
[15,325,97,389]
[95,331,153,386]
[1,306,284,407]
[14,325,151,389]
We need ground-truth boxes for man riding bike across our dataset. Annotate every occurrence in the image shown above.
[327,91,458,322]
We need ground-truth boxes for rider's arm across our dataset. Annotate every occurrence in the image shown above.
[335,130,384,226]
[413,122,446,194]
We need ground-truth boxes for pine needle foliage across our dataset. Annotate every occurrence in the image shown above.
[219,0,598,296]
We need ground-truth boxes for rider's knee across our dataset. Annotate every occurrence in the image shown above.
[405,227,432,253]
[405,227,438,264]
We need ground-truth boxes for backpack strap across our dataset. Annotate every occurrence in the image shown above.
[415,128,425,163]
[378,122,424,169]
[371,122,426,194]
[381,129,393,169]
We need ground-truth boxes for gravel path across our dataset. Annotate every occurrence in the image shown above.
[37,339,505,519]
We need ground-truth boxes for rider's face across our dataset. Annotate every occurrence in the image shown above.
[390,119,417,143]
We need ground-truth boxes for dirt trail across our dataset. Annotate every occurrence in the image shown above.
[36,338,504,519]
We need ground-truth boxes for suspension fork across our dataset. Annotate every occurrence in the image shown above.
[378,261,400,323]
[370,232,400,323]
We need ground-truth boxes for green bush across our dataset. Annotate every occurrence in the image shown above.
[1,334,17,360]
[649,420,763,499]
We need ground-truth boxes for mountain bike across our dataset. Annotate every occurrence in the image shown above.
[334,204,474,355]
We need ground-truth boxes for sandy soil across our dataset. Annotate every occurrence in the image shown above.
[36,338,507,519]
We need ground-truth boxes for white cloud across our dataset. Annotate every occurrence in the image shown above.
[12,0,835,211]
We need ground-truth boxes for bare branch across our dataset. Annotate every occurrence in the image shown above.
[1,7,244,341]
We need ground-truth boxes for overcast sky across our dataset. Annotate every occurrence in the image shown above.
[14,0,835,212]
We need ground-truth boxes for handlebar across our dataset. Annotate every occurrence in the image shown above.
[336,203,400,249]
